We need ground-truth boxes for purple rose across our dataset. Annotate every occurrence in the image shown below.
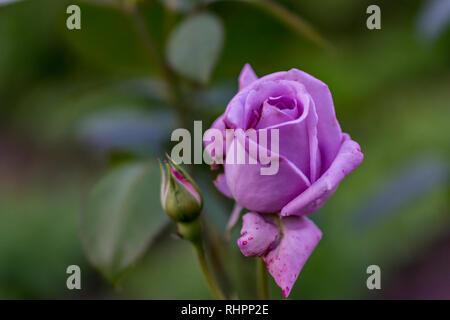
[206,64,363,297]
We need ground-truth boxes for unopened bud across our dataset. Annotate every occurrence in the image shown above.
[160,155,203,223]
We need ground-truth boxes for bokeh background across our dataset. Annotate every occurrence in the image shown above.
[0,0,449,299]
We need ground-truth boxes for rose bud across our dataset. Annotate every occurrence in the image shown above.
[160,155,203,223]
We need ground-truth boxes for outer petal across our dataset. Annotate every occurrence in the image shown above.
[211,114,226,131]
[263,216,322,298]
[225,132,311,213]
[239,64,258,90]
[204,114,227,160]
[281,134,363,217]
[237,212,278,257]
[213,173,233,198]
[223,90,247,129]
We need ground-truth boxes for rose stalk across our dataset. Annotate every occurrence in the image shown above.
[160,155,225,299]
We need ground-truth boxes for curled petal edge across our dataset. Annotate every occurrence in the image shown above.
[213,173,233,198]
[280,133,363,217]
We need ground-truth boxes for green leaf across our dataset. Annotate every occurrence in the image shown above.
[166,12,224,84]
[80,161,168,283]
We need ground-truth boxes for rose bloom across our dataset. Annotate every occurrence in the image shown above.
[205,64,363,297]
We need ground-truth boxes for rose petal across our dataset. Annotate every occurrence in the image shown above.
[263,216,322,298]
[284,69,343,173]
[241,69,343,173]
[262,82,319,181]
[225,133,311,213]
[254,101,296,128]
[243,81,297,129]
[213,173,233,198]
[204,114,227,161]
[281,134,363,216]
[239,64,258,90]
[237,212,278,257]
[223,90,247,129]
[307,99,320,183]
[211,114,227,131]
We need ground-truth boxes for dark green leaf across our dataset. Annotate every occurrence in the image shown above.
[80,161,168,283]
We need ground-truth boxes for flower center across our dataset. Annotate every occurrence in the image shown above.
[250,95,301,129]
[266,95,296,111]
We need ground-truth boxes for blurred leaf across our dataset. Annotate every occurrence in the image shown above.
[11,77,169,145]
[416,0,450,42]
[62,2,157,74]
[0,0,63,106]
[80,161,168,283]
[0,184,85,299]
[352,156,449,228]
[108,150,139,167]
[194,82,235,113]
[166,12,224,84]
[77,108,176,155]
[158,0,197,12]
[0,0,23,6]
[237,0,329,48]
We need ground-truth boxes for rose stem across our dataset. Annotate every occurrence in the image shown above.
[127,3,188,126]
[203,218,235,297]
[194,243,226,300]
[128,2,227,300]
[257,258,270,300]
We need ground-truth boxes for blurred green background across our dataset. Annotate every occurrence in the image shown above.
[0,0,449,299]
